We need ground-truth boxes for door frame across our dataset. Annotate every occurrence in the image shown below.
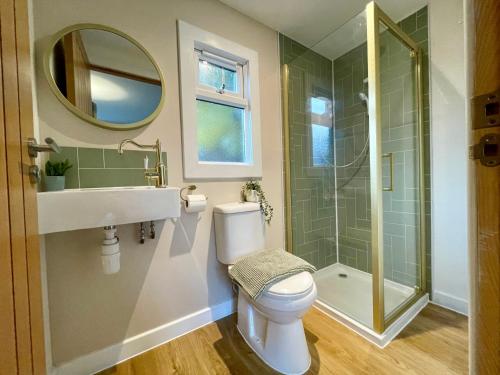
[0,0,46,373]
[468,0,500,373]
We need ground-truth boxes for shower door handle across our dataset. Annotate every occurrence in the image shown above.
[382,153,394,191]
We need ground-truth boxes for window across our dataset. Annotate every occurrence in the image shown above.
[197,57,239,94]
[197,101,245,162]
[309,97,333,167]
[312,124,332,166]
[178,21,262,179]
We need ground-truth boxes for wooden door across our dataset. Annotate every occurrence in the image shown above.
[471,0,500,374]
[0,0,46,373]
[63,31,93,115]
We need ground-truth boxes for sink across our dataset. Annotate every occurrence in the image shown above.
[37,186,181,234]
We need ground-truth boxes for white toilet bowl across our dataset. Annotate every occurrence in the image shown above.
[234,271,317,375]
[213,203,317,374]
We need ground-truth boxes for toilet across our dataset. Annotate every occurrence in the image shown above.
[214,202,317,375]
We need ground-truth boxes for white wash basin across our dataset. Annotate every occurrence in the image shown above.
[37,186,180,234]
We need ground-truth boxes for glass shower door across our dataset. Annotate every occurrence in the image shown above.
[380,25,422,321]
[366,2,426,333]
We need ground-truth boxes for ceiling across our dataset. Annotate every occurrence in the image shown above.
[219,0,427,57]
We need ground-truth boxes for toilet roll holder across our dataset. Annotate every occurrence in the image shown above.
[180,185,198,202]
[180,185,208,201]
[180,185,208,214]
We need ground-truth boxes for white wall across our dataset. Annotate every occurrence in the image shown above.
[32,0,284,369]
[428,0,469,315]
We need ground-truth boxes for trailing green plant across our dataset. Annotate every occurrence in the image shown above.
[241,179,274,224]
[45,159,73,177]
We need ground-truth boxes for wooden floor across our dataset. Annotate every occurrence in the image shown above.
[98,304,468,375]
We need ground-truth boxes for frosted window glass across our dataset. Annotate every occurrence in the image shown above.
[197,100,246,162]
[312,124,332,166]
[198,60,237,92]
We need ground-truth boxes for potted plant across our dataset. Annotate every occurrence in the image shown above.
[241,180,274,224]
[44,159,72,191]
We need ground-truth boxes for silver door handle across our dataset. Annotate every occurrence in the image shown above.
[28,137,61,158]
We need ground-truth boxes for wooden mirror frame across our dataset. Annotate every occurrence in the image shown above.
[43,23,166,131]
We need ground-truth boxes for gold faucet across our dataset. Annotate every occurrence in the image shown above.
[117,138,167,188]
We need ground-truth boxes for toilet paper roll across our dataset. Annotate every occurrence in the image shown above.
[184,194,207,213]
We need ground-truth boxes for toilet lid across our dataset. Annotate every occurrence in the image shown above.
[266,271,314,297]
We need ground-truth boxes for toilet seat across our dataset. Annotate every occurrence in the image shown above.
[252,272,317,314]
[227,265,314,300]
[227,265,316,313]
[266,271,314,299]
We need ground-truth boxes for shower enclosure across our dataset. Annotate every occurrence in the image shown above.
[281,2,429,343]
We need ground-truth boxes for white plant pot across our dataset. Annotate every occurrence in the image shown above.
[244,189,260,202]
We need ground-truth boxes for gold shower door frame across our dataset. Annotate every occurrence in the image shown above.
[366,1,427,333]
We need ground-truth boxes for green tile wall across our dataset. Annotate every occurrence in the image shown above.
[334,40,371,273]
[48,146,168,189]
[280,34,337,270]
[334,7,431,290]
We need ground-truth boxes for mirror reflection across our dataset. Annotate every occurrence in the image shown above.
[47,27,163,128]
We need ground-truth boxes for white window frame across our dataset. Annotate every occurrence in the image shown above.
[177,20,262,179]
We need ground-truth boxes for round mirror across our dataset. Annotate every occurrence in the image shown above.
[44,24,165,130]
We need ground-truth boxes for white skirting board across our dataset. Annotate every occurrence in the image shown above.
[431,290,469,316]
[51,299,236,375]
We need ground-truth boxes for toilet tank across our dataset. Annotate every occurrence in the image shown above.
[213,202,265,264]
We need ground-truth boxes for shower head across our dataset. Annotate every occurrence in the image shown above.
[358,92,369,105]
